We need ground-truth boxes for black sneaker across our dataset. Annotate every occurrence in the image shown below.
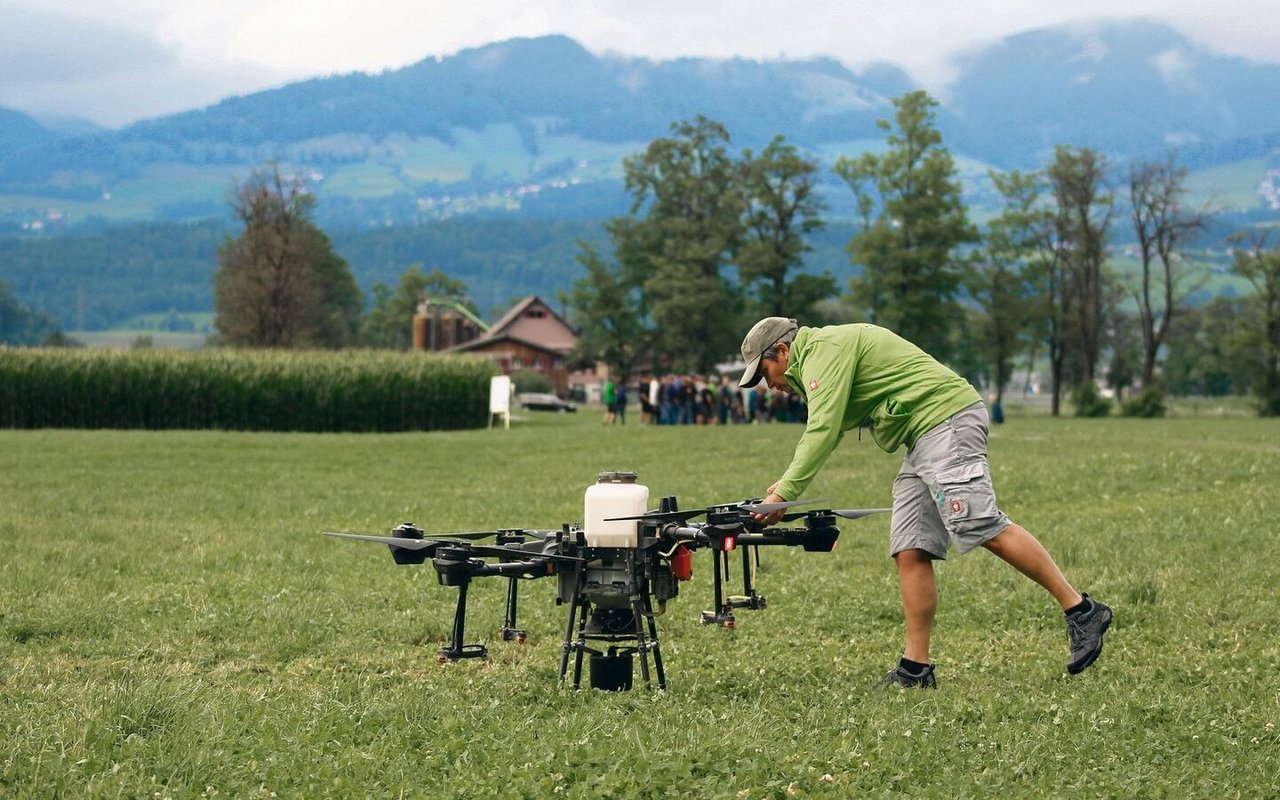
[878,663,937,689]
[1066,594,1112,674]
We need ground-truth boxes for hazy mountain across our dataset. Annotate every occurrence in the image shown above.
[944,19,1280,167]
[3,22,1279,231]
[2,20,1279,332]
[0,107,55,155]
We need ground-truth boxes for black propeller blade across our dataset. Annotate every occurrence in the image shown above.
[323,532,436,550]
[608,498,834,524]
[604,508,707,524]
[778,507,892,522]
[739,498,831,515]
[423,528,557,541]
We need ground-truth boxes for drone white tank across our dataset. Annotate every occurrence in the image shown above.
[583,471,649,548]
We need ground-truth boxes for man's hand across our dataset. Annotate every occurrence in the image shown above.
[752,485,788,526]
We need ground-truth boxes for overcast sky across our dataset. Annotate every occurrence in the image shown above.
[2,0,1279,128]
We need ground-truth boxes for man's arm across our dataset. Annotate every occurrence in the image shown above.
[771,339,857,502]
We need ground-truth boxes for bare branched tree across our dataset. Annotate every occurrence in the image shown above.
[1128,154,1209,386]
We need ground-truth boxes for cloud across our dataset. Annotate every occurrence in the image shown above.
[1,0,1277,127]
[0,3,298,126]
[0,7,178,83]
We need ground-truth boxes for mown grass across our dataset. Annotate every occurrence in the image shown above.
[2,414,1278,798]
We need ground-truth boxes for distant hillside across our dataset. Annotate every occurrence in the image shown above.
[945,19,1280,167]
[2,21,1278,233]
[3,19,1280,332]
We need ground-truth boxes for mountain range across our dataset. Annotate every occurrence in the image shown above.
[2,18,1280,234]
[1,18,1279,334]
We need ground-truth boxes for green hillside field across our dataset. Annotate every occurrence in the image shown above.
[2,413,1277,797]
[1,124,1271,231]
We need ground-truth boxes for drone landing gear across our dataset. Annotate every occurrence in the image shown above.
[437,580,488,663]
[559,560,666,691]
[701,546,766,628]
[498,575,528,644]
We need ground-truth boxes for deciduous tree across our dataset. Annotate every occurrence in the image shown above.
[1230,232,1280,415]
[563,243,655,379]
[1127,154,1209,387]
[612,116,745,373]
[214,164,361,348]
[1047,146,1114,397]
[360,266,475,350]
[971,170,1049,406]
[0,279,60,345]
[834,91,975,361]
[738,135,833,319]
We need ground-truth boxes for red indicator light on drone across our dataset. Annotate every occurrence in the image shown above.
[722,535,737,552]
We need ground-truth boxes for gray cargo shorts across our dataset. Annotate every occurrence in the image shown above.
[889,401,1011,560]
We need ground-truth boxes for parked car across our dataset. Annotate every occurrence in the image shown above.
[518,392,578,412]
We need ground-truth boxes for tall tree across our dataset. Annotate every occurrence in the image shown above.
[738,135,833,319]
[611,116,745,373]
[563,243,655,379]
[360,266,475,350]
[1230,232,1280,416]
[214,163,361,348]
[1127,154,1209,386]
[1163,296,1256,397]
[1047,146,1113,390]
[834,90,975,361]
[0,279,61,345]
[971,170,1050,406]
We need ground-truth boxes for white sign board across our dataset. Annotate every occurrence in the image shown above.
[489,375,512,429]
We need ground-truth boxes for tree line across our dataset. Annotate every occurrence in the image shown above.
[15,90,1273,417]
[563,91,1280,417]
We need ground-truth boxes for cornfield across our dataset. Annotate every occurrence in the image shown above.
[0,347,497,431]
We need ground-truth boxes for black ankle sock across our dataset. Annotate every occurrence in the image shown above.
[899,657,930,675]
[1066,597,1092,616]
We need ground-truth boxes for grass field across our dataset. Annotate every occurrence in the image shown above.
[2,413,1278,797]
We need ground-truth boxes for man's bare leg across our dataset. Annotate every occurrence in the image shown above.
[895,548,938,663]
[982,523,1082,609]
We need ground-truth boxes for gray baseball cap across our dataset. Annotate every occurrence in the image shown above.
[739,317,798,388]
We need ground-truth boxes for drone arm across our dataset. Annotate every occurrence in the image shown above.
[473,559,556,579]
[738,524,841,552]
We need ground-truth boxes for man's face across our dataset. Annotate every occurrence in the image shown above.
[760,343,791,392]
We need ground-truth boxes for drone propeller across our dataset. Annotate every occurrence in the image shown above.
[778,507,892,522]
[603,508,708,524]
[607,497,833,524]
[323,532,436,550]
[424,528,558,541]
[738,498,831,515]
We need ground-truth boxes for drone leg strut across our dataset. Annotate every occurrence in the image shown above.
[559,566,588,689]
[571,597,591,690]
[639,587,667,690]
[728,546,767,611]
[499,576,527,643]
[631,593,653,690]
[701,548,735,628]
[438,579,487,662]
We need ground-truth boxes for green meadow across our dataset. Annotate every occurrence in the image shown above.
[2,412,1278,798]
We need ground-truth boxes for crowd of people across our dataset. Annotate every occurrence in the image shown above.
[599,374,807,425]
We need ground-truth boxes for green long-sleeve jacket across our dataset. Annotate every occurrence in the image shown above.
[773,324,981,501]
